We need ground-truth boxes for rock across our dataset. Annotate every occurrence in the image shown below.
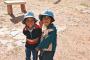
[13,33,25,40]
[81,8,90,14]
[14,40,25,47]
[10,30,20,37]
[76,5,90,14]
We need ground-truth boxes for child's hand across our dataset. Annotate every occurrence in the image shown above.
[48,29,53,32]
[26,37,39,44]
[43,29,53,36]
[27,39,35,42]
[42,24,47,32]
[43,30,48,36]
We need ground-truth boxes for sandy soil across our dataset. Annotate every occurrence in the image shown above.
[0,0,90,60]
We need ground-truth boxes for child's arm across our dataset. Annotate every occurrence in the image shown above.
[26,37,39,43]
[26,28,42,44]
[36,27,57,49]
[42,29,53,37]
[34,28,42,38]
[23,26,29,36]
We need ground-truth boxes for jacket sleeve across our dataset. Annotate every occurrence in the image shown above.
[35,28,42,38]
[23,27,28,36]
[37,27,57,49]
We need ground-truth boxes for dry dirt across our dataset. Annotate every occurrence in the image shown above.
[0,0,90,60]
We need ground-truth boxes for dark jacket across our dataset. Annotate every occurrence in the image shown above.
[36,24,57,51]
[23,24,42,48]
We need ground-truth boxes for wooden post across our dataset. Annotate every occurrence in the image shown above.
[21,4,26,13]
[7,5,13,15]
[4,0,26,14]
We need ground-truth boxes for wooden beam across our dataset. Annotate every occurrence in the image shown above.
[7,5,13,15]
[21,4,27,13]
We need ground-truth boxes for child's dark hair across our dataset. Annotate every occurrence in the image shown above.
[22,18,37,24]
[39,15,55,22]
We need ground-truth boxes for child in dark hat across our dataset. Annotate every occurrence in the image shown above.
[23,12,42,60]
[36,9,57,60]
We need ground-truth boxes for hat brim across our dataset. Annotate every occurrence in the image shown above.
[22,17,37,24]
[39,14,55,22]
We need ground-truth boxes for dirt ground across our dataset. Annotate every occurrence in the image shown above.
[0,0,90,60]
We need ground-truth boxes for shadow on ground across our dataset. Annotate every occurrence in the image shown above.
[10,14,24,24]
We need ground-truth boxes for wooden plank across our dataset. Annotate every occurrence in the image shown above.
[4,0,26,5]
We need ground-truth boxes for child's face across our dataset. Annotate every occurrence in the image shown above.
[25,17,35,28]
[42,16,52,26]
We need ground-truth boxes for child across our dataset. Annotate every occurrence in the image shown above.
[36,10,57,60]
[22,12,42,60]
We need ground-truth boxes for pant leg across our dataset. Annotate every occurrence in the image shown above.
[25,47,31,60]
[32,49,38,60]
[40,51,55,60]
[49,51,55,60]
[39,50,43,60]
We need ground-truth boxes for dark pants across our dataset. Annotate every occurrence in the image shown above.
[25,47,38,60]
[39,51,55,60]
